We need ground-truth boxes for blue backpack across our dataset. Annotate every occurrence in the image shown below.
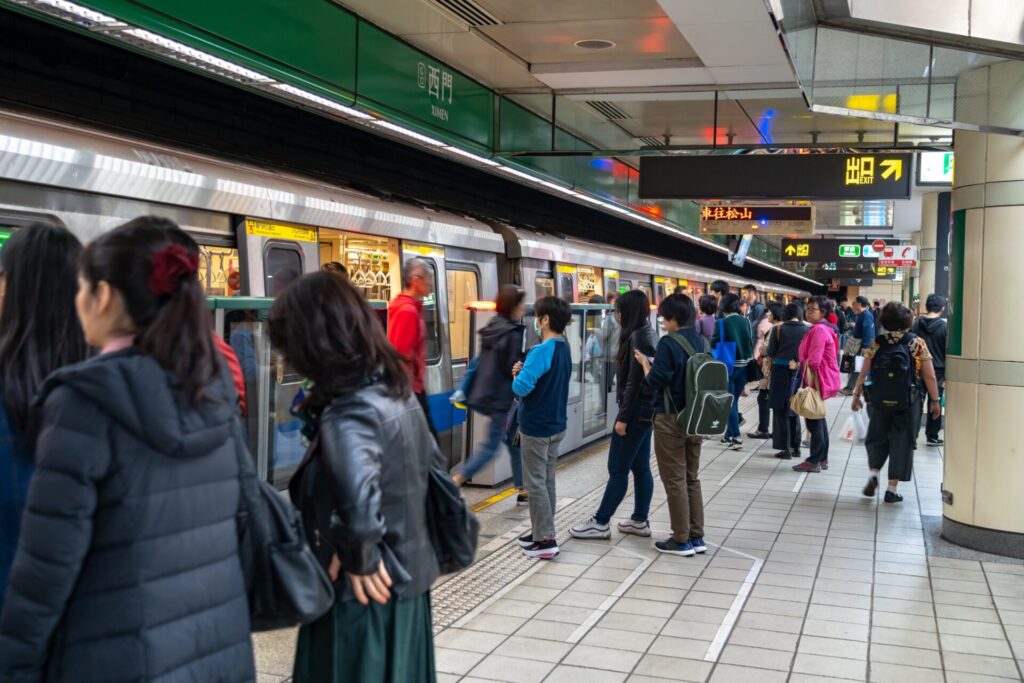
[712,318,737,374]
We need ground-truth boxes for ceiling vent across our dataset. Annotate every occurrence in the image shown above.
[637,136,664,148]
[430,0,501,27]
[587,101,628,120]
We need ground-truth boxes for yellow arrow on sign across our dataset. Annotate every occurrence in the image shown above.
[785,244,796,255]
[880,159,903,180]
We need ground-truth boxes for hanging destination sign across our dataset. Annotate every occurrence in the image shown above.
[639,153,913,200]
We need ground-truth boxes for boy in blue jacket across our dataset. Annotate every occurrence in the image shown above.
[513,296,573,559]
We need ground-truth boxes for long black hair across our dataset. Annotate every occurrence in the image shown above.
[268,271,410,409]
[80,216,218,405]
[615,289,650,367]
[0,224,88,444]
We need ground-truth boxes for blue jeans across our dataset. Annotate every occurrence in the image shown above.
[726,365,747,438]
[594,419,654,525]
[460,409,524,489]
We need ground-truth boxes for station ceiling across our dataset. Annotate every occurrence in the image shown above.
[339,0,955,151]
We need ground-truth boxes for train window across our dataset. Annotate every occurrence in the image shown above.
[446,267,479,362]
[558,274,575,303]
[534,273,555,300]
[421,260,442,363]
[264,246,302,297]
[320,229,398,301]
[198,246,241,296]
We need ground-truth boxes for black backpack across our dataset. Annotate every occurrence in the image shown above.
[870,333,916,411]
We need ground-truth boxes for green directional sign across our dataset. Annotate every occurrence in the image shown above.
[838,245,861,258]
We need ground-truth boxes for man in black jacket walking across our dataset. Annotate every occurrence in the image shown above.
[914,294,947,446]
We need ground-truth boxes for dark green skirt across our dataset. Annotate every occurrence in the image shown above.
[293,592,436,683]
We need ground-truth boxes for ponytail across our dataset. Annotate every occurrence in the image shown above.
[80,217,218,404]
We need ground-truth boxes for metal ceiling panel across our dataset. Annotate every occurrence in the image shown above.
[474,0,667,23]
[478,18,697,65]
[336,0,466,35]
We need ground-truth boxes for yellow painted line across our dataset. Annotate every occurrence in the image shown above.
[470,438,610,513]
[471,488,518,512]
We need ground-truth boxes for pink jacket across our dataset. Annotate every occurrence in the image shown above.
[798,321,840,400]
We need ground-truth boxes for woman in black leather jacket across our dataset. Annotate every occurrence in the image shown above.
[269,272,441,683]
[570,290,658,539]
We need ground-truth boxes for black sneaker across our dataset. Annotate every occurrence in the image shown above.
[516,492,529,506]
[747,431,771,439]
[774,450,793,460]
[727,438,743,451]
[863,476,878,497]
[655,538,696,557]
[720,437,733,446]
[884,490,904,503]
[517,533,534,548]
[522,539,559,559]
[927,437,944,446]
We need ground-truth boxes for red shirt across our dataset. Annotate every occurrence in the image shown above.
[388,292,426,394]
[827,312,838,326]
[213,334,247,416]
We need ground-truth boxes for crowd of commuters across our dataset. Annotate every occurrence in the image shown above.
[0,217,949,681]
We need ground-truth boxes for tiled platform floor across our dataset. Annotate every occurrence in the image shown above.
[433,396,1024,683]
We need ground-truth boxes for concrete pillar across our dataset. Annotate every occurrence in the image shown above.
[943,129,1024,557]
[907,230,922,311]
[918,196,937,306]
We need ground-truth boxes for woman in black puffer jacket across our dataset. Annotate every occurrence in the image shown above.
[570,289,657,539]
[0,217,254,683]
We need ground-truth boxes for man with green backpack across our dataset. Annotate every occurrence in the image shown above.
[637,295,733,556]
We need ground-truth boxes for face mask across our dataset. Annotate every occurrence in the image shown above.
[533,319,542,337]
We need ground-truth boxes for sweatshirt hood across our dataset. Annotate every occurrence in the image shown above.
[918,316,946,335]
[479,316,522,350]
[38,349,237,458]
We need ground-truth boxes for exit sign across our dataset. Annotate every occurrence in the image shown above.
[838,245,861,258]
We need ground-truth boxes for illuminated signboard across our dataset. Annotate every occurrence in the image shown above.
[813,266,897,281]
[918,152,954,186]
[639,153,913,200]
[781,239,901,263]
[699,205,815,236]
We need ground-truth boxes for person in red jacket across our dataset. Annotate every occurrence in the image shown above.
[388,258,439,443]
[212,334,246,416]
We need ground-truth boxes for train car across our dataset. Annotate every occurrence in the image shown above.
[0,109,809,488]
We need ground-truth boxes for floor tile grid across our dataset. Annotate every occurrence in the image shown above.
[910,444,953,683]
[627,407,846,683]
[433,396,764,637]
[979,551,1024,680]
[707,394,867,682]
[450,397,839,681]
[441,396,779,681]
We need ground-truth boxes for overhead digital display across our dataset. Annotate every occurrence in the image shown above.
[700,205,814,236]
[639,153,913,200]
[781,239,901,263]
[917,152,954,186]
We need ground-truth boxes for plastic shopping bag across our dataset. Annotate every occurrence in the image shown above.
[854,355,865,373]
[840,416,856,442]
[852,409,869,441]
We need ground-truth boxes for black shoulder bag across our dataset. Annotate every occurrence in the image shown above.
[426,464,481,575]
[234,420,335,631]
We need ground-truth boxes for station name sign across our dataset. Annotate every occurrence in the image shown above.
[639,153,913,200]
[782,239,896,263]
[699,205,814,236]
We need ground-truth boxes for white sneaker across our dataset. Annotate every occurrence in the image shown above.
[569,516,611,539]
[617,519,652,537]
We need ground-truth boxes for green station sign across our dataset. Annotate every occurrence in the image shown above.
[356,23,493,149]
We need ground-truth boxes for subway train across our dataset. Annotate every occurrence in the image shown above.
[0,109,810,487]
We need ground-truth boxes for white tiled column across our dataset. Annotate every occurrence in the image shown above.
[943,129,1024,557]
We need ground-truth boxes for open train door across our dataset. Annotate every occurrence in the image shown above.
[236,217,319,296]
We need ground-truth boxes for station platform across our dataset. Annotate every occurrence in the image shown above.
[254,394,1024,683]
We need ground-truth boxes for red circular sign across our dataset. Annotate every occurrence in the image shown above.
[872,239,886,252]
